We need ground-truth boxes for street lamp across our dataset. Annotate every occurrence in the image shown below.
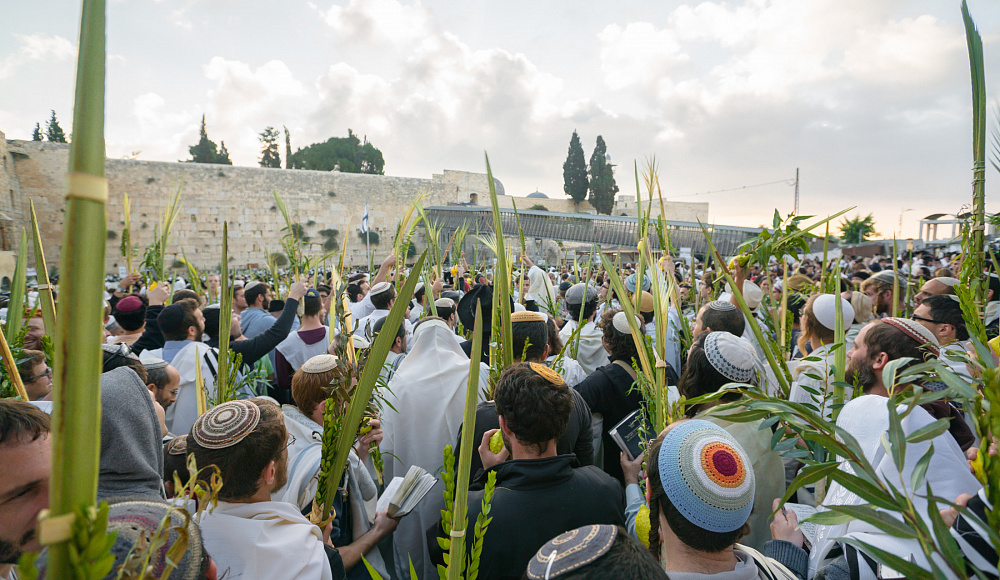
[898,208,915,238]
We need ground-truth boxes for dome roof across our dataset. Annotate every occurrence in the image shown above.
[527,191,548,199]
[493,177,505,196]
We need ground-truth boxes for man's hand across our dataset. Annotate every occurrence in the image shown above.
[382,254,397,269]
[287,279,309,301]
[432,278,444,298]
[372,509,401,538]
[620,451,644,486]
[322,519,334,547]
[355,419,383,462]
[939,493,974,528]
[147,282,170,306]
[769,499,803,548]
[478,429,509,470]
[521,255,535,269]
[117,272,141,292]
[229,314,242,340]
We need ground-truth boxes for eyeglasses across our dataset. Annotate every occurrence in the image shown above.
[29,367,52,382]
[279,432,296,454]
[910,313,947,325]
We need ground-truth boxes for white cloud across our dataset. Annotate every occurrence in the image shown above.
[0,34,75,80]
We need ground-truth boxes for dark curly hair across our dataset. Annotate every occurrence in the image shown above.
[598,309,643,362]
[493,363,572,455]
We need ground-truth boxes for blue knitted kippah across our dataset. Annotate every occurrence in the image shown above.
[658,419,755,533]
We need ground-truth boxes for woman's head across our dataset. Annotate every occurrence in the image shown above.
[599,309,643,362]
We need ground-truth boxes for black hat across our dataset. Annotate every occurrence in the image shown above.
[457,284,513,331]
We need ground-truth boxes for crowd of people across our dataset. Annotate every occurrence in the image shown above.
[0,244,997,580]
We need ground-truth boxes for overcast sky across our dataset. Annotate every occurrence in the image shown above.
[2,0,999,240]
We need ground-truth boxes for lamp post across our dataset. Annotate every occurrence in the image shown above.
[898,208,914,238]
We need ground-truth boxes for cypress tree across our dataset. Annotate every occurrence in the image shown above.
[588,135,619,215]
[562,130,588,204]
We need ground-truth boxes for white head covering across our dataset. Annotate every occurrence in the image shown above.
[703,331,759,384]
[723,280,764,310]
[935,276,960,288]
[809,395,980,578]
[811,294,855,331]
[525,265,556,313]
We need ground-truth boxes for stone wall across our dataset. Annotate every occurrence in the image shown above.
[0,131,709,273]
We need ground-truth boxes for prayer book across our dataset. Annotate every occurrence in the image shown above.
[376,465,437,518]
[608,409,652,461]
[783,503,818,545]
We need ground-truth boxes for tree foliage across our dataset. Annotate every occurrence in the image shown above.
[588,135,618,215]
[287,129,384,174]
[185,115,232,165]
[45,110,67,143]
[839,213,880,243]
[32,123,43,141]
[563,130,588,204]
[259,126,282,168]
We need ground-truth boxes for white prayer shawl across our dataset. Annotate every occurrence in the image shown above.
[526,265,556,314]
[558,319,609,375]
[273,406,389,578]
[381,321,489,579]
[789,343,852,419]
[275,326,331,372]
[147,341,218,437]
[808,395,980,579]
[545,354,588,387]
[985,300,1000,327]
[197,500,332,580]
[643,305,682,374]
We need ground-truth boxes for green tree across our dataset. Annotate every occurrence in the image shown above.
[45,110,67,143]
[287,129,385,174]
[284,126,292,169]
[563,130,588,204]
[839,213,880,243]
[259,126,281,168]
[588,135,618,215]
[185,115,232,164]
[32,123,43,141]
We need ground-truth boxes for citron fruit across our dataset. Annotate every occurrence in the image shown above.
[635,504,651,548]
[489,430,504,454]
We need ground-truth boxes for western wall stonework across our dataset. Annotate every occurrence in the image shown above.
[0,130,709,274]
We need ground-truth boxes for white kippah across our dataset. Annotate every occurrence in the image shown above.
[244,280,261,292]
[703,331,758,383]
[142,357,169,371]
[370,282,392,296]
[415,282,425,293]
[435,297,455,309]
[811,294,855,332]
[612,311,642,334]
[936,277,960,287]
[301,354,339,374]
[707,300,736,312]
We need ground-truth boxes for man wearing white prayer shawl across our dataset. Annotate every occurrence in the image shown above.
[558,282,609,375]
[381,318,489,580]
[764,395,980,580]
[145,299,218,437]
[521,256,557,315]
[191,399,343,580]
[355,282,415,352]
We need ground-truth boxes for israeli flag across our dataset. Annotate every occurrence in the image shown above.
[361,203,369,234]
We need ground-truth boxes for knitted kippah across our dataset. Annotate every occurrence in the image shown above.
[639,291,655,313]
[612,311,642,334]
[142,357,169,371]
[166,434,188,456]
[244,280,261,292]
[115,296,143,312]
[529,362,566,386]
[565,282,597,305]
[707,300,736,312]
[191,400,260,449]
[882,317,941,357]
[435,297,455,309]
[106,500,205,580]
[703,332,758,384]
[625,273,651,292]
[511,311,546,323]
[301,354,339,374]
[370,282,392,296]
[873,270,908,286]
[525,525,617,579]
[659,420,755,533]
[936,276,960,287]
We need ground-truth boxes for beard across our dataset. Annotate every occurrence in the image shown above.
[0,529,34,564]
[845,356,878,392]
[261,298,270,311]
[272,451,289,493]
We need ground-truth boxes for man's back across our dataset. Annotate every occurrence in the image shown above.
[462,455,624,580]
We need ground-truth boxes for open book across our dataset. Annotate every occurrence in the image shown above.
[608,409,652,461]
[375,465,437,518]
[783,503,818,545]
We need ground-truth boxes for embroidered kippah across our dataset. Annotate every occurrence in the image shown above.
[658,419,755,533]
[882,318,941,357]
[165,435,188,456]
[529,362,566,386]
[142,357,169,371]
[115,296,143,312]
[370,282,392,296]
[301,354,339,374]
[703,332,758,383]
[511,311,546,323]
[612,311,642,334]
[191,400,261,449]
[525,525,617,579]
[707,300,736,312]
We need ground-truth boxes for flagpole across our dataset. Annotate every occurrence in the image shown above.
[364,203,371,269]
